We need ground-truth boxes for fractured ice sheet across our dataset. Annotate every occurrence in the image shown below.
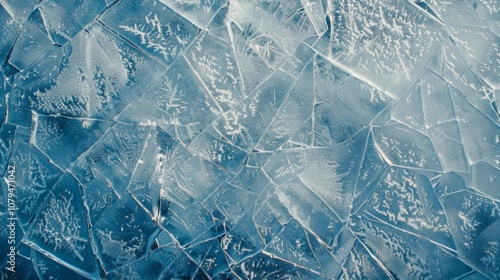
[1,0,499,279]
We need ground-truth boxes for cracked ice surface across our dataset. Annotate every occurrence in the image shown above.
[0,0,499,278]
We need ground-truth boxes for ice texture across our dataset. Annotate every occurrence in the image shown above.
[1,0,499,279]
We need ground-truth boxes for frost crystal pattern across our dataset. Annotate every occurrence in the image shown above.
[0,0,499,279]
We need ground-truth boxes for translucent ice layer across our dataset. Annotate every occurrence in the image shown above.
[1,0,499,279]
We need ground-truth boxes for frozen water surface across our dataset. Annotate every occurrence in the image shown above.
[1,0,499,279]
